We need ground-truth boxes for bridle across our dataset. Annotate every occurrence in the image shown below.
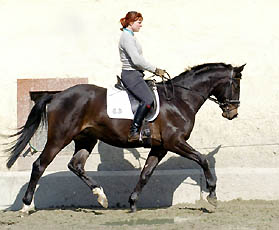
[208,70,241,110]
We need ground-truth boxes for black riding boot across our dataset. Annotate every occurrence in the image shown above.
[128,104,150,142]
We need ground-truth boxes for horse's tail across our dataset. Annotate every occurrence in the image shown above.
[6,94,53,169]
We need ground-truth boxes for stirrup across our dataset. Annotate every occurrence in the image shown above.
[128,125,140,142]
[128,131,140,142]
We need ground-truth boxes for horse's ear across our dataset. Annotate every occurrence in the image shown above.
[234,64,246,73]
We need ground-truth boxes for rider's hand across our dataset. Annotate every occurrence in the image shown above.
[155,68,166,77]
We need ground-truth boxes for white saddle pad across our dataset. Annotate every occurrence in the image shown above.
[106,86,160,121]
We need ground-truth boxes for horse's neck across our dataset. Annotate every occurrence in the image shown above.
[175,71,224,112]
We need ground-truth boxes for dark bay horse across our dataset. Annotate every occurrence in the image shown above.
[6,63,245,212]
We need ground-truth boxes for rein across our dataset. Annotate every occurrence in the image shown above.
[159,69,239,107]
[148,71,175,100]
[160,71,214,103]
[160,71,175,101]
[172,83,223,106]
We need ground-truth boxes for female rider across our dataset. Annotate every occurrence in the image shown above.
[119,11,165,142]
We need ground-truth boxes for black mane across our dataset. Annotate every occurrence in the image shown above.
[187,63,231,73]
[172,63,232,82]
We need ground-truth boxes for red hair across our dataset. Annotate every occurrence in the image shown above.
[120,11,143,31]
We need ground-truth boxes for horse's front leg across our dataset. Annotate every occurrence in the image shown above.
[171,140,217,206]
[129,147,167,212]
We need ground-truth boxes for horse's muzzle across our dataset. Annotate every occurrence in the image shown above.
[222,107,238,120]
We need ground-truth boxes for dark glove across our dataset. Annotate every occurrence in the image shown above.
[155,68,166,77]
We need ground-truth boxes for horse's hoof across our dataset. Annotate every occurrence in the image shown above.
[206,195,218,207]
[130,204,137,213]
[93,187,108,208]
[128,192,138,212]
[20,203,35,214]
[128,199,137,212]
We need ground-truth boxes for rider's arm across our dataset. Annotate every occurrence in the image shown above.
[119,32,156,73]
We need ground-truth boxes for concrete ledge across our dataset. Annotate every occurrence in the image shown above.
[1,168,279,210]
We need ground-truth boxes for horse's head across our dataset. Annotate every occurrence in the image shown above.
[215,64,245,120]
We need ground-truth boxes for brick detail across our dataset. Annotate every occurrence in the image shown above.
[17,78,88,128]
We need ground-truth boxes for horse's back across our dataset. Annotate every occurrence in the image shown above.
[58,83,106,98]
[46,83,107,125]
[49,83,105,106]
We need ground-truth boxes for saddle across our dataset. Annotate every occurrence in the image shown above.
[114,76,158,120]
[111,76,161,147]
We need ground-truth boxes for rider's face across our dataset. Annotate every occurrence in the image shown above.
[130,19,143,32]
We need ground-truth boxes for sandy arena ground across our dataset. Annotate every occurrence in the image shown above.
[1,199,279,230]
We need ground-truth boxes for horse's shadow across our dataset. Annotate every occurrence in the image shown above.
[138,145,220,207]
[97,141,141,171]
[7,143,220,210]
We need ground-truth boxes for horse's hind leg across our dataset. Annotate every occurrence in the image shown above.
[129,147,167,212]
[68,138,108,208]
[22,140,64,212]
